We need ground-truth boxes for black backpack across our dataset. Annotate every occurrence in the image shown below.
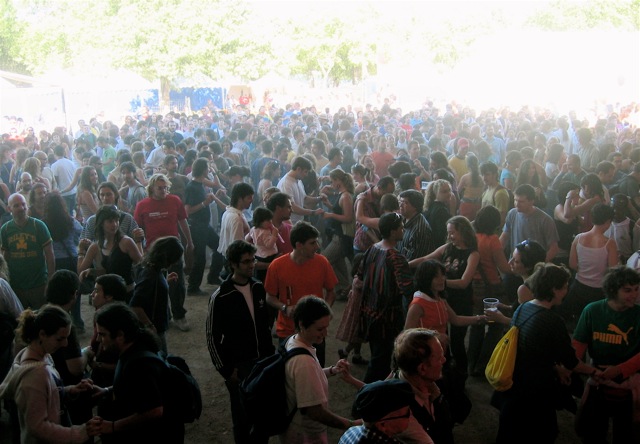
[240,344,312,437]
[133,351,202,423]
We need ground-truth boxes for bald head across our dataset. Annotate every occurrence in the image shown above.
[20,172,33,192]
[8,193,27,223]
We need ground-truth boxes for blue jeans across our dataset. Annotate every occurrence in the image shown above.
[62,194,76,216]
[225,360,267,444]
[168,259,187,320]
[188,223,222,291]
[363,322,396,383]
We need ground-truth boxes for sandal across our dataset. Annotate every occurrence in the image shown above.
[338,349,348,360]
[352,354,369,365]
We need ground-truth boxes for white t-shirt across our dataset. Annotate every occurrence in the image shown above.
[282,335,328,443]
[277,174,307,225]
[51,157,77,196]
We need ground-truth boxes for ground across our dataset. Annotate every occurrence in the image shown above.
[0,280,585,443]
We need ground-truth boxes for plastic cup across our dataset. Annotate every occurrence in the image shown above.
[483,298,499,322]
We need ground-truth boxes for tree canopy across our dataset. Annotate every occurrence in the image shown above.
[2,0,637,106]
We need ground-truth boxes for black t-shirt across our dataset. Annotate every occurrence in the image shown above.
[51,326,82,385]
[113,344,183,443]
[184,180,209,225]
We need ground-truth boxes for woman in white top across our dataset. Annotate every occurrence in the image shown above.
[281,296,362,444]
[0,306,100,443]
[563,203,618,329]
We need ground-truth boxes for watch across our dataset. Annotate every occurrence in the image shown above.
[281,304,287,313]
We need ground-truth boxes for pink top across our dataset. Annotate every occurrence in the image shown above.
[245,226,281,258]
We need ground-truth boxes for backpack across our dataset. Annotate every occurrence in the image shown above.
[134,351,202,423]
[485,307,541,391]
[240,344,312,437]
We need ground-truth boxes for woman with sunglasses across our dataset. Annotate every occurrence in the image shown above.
[359,212,414,383]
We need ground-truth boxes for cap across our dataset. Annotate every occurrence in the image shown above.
[354,379,414,422]
[458,138,470,148]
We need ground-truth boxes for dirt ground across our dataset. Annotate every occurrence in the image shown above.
[0,281,585,443]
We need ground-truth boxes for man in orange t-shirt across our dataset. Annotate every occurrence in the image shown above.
[264,221,337,366]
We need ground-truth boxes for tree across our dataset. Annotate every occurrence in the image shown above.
[0,0,29,74]
[8,0,276,109]
[526,0,640,31]
[102,0,275,109]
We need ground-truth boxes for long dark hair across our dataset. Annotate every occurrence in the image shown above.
[96,302,159,351]
[79,166,97,194]
[42,191,73,241]
[95,205,123,247]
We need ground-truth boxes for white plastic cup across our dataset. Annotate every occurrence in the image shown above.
[483,298,499,322]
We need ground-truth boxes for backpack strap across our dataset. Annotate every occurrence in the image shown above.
[491,184,505,204]
[512,303,545,329]
[283,347,313,361]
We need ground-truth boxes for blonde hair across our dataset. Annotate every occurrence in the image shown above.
[329,169,355,194]
[424,179,450,209]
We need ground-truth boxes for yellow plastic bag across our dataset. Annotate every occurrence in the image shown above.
[485,326,518,391]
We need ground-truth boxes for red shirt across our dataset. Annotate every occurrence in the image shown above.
[276,221,293,254]
[134,194,186,247]
[264,253,338,337]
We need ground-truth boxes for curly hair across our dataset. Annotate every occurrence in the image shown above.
[603,266,640,300]
[529,263,571,302]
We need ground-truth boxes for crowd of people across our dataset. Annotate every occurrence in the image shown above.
[0,99,640,443]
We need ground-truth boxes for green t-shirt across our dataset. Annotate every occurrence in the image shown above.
[102,146,117,176]
[573,299,640,366]
[0,217,52,289]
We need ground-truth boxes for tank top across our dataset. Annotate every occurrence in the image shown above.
[442,243,474,301]
[576,233,609,288]
[79,192,97,221]
[555,217,579,251]
[101,241,134,284]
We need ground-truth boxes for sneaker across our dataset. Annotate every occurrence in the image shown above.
[174,317,190,332]
[352,354,369,365]
[187,288,207,296]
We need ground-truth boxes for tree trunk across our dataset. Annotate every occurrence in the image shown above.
[160,76,171,113]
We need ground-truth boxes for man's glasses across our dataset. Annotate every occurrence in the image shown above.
[240,258,257,265]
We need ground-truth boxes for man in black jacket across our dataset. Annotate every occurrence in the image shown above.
[206,240,275,444]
